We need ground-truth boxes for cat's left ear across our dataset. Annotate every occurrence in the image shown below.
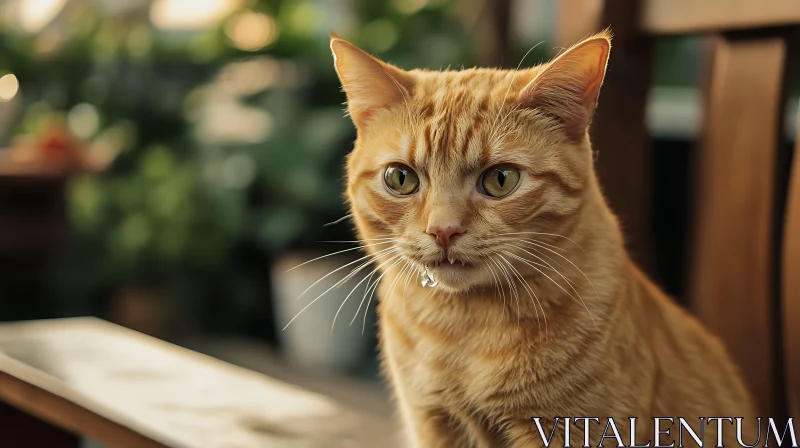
[519,30,611,140]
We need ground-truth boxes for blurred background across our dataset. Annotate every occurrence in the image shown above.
[0,0,798,425]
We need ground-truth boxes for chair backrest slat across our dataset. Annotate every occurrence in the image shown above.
[688,34,792,415]
[641,0,800,35]
[782,114,800,418]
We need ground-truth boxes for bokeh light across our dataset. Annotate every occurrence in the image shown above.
[150,0,240,31]
[126,25,154,59]
[67,103,100,139]
[0,74,20,102]
[284,2,319,37]
[361,19,398,52]
[20,0,68,33]
[392,0,430,14]
[225,11,279,51]
[195,101,273,144]
[221,153,256,189]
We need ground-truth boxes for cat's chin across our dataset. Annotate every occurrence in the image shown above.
[426,262,485,291]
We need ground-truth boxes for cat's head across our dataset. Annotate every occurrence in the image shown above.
[331,31,611,292]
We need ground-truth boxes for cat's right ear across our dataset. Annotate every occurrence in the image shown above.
[330,32,414,129]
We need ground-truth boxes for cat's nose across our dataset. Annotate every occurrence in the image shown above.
[426,223,466,248]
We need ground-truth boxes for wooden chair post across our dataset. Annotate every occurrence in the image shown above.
[783,112,800,418]
[687,32,792,415]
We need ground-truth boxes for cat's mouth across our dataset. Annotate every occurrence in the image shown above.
[430,256,473,268]
[408,253,492,291]
[421,255,477,283]
[406,252,483,290]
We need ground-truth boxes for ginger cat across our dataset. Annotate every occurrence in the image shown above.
[329,30,756,447]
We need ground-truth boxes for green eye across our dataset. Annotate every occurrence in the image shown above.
[384,163,420,195]
[479,164,521,198]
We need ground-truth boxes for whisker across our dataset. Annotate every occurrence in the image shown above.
[323,213,353,227]
[491,235,592,291]
[286,241,396,272]
[318,236,396,244]
[511,241,592,291]
[349,254,402,325]
[495,232,587,254]
[355,257,404,333]
[393,260,414,297]
[361,268,388,335]
[346,254,403,328]
[506,249,595,329]
[339,256,385,288]
[501,242,599,329]
[377,259,412,321]
[497,238,593,292]
[527,239,567,253]
[490,256,512,322]
[294,246,398,301]
[494,241,566,274]
[483,260,505,324]
[286,252,400,331]
[400,260,416,296]
[332,253,401,332]
[499,253,546,340]
[498,241,580,286]
[491,257,520,324]
[516,239,599,299]
[484,259,503,315]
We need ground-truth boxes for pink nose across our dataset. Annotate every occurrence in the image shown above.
[426,223,466,248]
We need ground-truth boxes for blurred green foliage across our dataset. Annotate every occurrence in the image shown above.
[0,0,478,336]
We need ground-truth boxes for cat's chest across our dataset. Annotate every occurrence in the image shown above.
[380,307,541,412]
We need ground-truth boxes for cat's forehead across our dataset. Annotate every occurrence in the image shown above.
[409,67,545,104]
[403,108,490,175]
[356,66,555,178]
[387,117,527,180]
[392,68,545,174]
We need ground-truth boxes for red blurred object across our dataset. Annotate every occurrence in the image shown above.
[0,119,104,175]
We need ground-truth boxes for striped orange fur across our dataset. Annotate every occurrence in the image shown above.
[330,31,756,447]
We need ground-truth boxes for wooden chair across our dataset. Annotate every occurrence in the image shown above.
[558,0,800,417]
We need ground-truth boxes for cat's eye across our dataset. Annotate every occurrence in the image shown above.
[479,164,521,198]
[384,163,420,196]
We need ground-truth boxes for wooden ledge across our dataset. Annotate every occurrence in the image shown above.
[0,318,396,447]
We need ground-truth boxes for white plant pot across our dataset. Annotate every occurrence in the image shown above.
[271,252,377,373]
